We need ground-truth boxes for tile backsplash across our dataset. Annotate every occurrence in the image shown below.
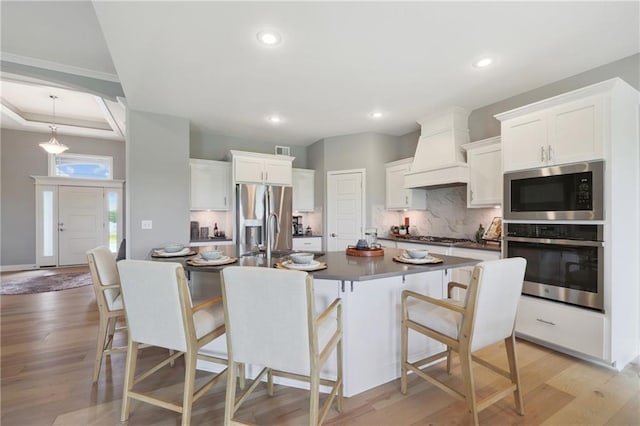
[190,211,233,240]
[373,185,501,240]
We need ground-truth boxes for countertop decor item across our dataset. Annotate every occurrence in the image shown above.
[275,260,328,271]
[475,224,485,243]
[483,217,502,241]
[187,256,237,266]
[163,243,185,253]
[346,246,384,257]
[393,255,443,265]
[200,250,223,260]
[290,252,314,264]
[406,249,429,259]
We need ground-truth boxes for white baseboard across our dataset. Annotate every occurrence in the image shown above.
[1,264,38,272]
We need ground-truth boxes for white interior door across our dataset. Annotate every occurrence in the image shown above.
[58,186,104,265]
[327,170,364,251]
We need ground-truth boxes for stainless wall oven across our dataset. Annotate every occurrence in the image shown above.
[504,223,604,311]
[504,160,604,220]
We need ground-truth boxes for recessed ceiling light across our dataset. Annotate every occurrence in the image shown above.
[257,30,282,46]
[267,115,282,124]
[369,111,384,119]
[473,57,493,68]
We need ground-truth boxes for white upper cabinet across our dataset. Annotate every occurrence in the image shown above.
[501,112,548,171]
[497,89,605,172]
[292,168,315,212]
[548,96,603,164]
[462,137,502,208]
[385,158,427,210]
[190,159,231,211]
[230,150,294,185]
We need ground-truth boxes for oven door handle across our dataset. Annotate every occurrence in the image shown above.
[503,236,604,247]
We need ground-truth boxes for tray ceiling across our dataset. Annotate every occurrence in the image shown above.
[1,1,639,146]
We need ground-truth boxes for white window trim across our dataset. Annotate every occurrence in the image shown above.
[48,153,114,180]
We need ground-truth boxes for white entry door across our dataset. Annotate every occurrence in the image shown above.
[327,170,365,251]
[58,186,104,265]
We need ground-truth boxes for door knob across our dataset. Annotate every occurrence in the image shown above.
[59,228,65,232]
[331,233,337,237]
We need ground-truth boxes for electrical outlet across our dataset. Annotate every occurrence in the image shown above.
[141,220,152,230]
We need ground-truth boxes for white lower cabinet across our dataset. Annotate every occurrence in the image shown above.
[516,296,606,360]
[292,237,322,251]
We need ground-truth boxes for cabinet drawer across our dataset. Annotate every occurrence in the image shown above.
[292,237,322,251]
[516,296,605,360]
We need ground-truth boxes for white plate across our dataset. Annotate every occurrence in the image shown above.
[191,256,230,265]
[153,248,192,257]
[282,260,321,270]
[397,255,440,264]
[401,254,435,261]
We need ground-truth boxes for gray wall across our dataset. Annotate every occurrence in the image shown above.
[0,128,125,266]
[396,129,421,158]
[309,132,417,231]
[469,53,640,141]
[307,138,325,212]
[126,110,190,260]
[190,127,307,168]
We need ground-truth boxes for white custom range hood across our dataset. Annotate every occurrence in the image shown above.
[404,107,470,188]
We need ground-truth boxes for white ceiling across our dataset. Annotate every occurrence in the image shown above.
[2,1,639,146]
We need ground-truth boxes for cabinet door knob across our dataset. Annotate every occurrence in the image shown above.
[331,233,337,237]
[405,195,408,205]
[547,144,552,161]
[470,190,474,201]
[540,146,546,161]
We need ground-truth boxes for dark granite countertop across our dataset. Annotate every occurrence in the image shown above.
[379,236,501,252]
[149,247,480,282]
[190,237,233,243]
[293,234,322,239]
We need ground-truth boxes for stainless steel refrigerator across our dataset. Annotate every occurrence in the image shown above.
[236,183,293,256]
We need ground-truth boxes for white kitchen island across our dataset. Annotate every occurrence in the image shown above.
[169,247,480,397]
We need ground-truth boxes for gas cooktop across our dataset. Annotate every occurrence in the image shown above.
[407,236,474,244]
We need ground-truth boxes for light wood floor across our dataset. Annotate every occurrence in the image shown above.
[1,268,638,425]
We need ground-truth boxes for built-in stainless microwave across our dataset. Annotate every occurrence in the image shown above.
[504,161,604,221]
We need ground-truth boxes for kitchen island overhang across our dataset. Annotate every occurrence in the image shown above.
[152,247,481,397]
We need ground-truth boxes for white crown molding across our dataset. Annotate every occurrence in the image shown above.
[1,103,125,141]
[1,52,120,83]
[96,96,124,137]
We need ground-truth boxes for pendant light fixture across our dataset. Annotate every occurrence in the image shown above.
[39,95,69,154]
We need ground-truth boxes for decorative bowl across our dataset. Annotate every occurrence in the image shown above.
[406,249,429,259]
[200,250,223,260]
[290,252,314,264]
[164,243,185,253]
